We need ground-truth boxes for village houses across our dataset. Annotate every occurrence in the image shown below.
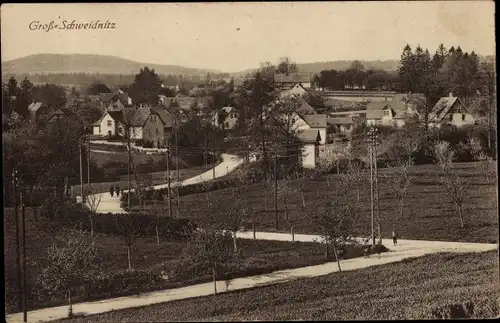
[428,93,475,128]
[212,106,239,130]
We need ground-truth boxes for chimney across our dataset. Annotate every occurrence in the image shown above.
[449,92,453,97]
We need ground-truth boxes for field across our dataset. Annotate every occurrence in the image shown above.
[156,162,498,243]
[60,251,499,321]
[4,207,367,313]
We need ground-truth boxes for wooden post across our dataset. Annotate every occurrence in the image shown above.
[291,225,295,242]
[13,169,22,312]
[79,137,84,207]
[167,141,172,218]
[274,152,278,230]
[21,192,27,322]
[374,129,381,244]
[368,131,375,247]
[252,222,256,240]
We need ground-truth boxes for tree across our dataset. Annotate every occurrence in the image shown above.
[38,228,98,318]
[86,82,111,95]
[32,83,67,109]
[389,161,412,220]
[117,214,141,271]
[128,67,162,105]
[311,197,358,272]
[135,171,153,209]
[214,195,247,253]
[276,57,298,75]
[181,230,236,294]
[275,180,298,222]
[302,92,327,113]
[86,189,102,237]
[431,141,467,227]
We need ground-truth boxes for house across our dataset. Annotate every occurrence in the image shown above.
[28,102,50,124]
[160,96,213,116]
[327,116,355,139]
[366,95,415,128]
[279,83,309,99]
[46,108,83,127]
[98,92,133,112]
[296,129,321,168]
[301,115,327,145]
[295,99,318,115]
[212,106,239,130]
[428,93,474,128]
[274,73,312,89]
[91,107,169,147]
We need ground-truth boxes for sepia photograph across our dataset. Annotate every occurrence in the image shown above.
[1,1,498,321]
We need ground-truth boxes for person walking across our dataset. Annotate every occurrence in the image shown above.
[392,229,398,246]
[110,185,115,197]
[116,184,121,198]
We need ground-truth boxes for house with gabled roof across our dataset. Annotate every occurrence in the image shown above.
[212,106,239,130]
[91,106,171,147]
[274,73,311,89]
[98,91,133,112]
[366,94,416,128]
[28,102,50,124]
[279,83,309,99]
[428,93,474,128]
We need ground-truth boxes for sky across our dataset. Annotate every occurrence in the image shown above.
[1,2,495,73]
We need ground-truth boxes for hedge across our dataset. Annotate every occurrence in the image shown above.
[41,201,197,241]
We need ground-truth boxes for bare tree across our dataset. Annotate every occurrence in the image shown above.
[182,229,236,295]
[121,108,139,208]
[275,180,299,222]
[443,173,468,228]
[170,181,182,218]
[117,214,140,271]
[86,188,102,237]
[432,141,467,228]
[389,161,412,219]
[477,152,495,184]
[135,172,153,209]
[200,180,213,208]
[215,194,248,253]
[38,228,98,318]
[311,197,358,272]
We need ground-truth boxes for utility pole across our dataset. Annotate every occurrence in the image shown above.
[21,190,27,323]
[373,128,382,244]
[274,150,279,230]
[87,134,91,193]
[79,137,84,208]
[368,133,375,247]
[167,141,172,218]
[212,143,216,180]
[175,120,180,182]
[13,168,22,312]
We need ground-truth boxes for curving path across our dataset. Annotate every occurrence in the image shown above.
[76,153,245,214]
[6,232,497,323]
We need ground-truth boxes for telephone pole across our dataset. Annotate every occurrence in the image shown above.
[87,135,91,192]
[12,168,22,312]
[274,151,279,230]
[21,190,27,322]
[79,136,84,208]
[212,143,216,180]
[373,129,382,244]
[167,141,172,218]
[368,134,375,247]
[175,121,180,182]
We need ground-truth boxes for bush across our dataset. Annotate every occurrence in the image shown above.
[143,140,154,148]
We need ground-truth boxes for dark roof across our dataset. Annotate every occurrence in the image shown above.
[295,99,317,115]
[303,114,327,128]
[99,92,116,103]
[327,117,354,125]
[46,108,83,125]
[28,102,48,112]
[151,107,173,128]
[107,110,125,123]
[274,73,310,84]
[98,92,131,105]
[296,129,321,144]
[366,99,408,120]
[429,96,466,121]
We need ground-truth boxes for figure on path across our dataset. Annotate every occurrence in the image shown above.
[116,184,121,198]
[392,229,398,246]
[110,185,115,197]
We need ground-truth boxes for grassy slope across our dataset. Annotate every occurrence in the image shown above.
[169,162,498,243]
[4,208,352,312]
[60,251,500,321]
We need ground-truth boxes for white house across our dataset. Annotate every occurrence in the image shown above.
[212,106,239,130]
[366,94,415,128]
[279,83,309,99]
[428,93,474,128]
[92,111,124,137]
[296,129,321,168]
[274,73,312,89]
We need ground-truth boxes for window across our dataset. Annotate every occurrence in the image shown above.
[107,120,112,126]
[151,115,156,122]
[156,128,159,135]
[462,114,466,121]
[383,110,390,117]
[225,122,229,128]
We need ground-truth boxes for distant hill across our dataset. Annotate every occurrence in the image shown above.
[2,53,223,76]
[231,56,495,78]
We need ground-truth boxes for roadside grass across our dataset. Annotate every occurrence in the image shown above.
[152,162,498,243]
[4,208,369,313]
[58,251,500,321]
